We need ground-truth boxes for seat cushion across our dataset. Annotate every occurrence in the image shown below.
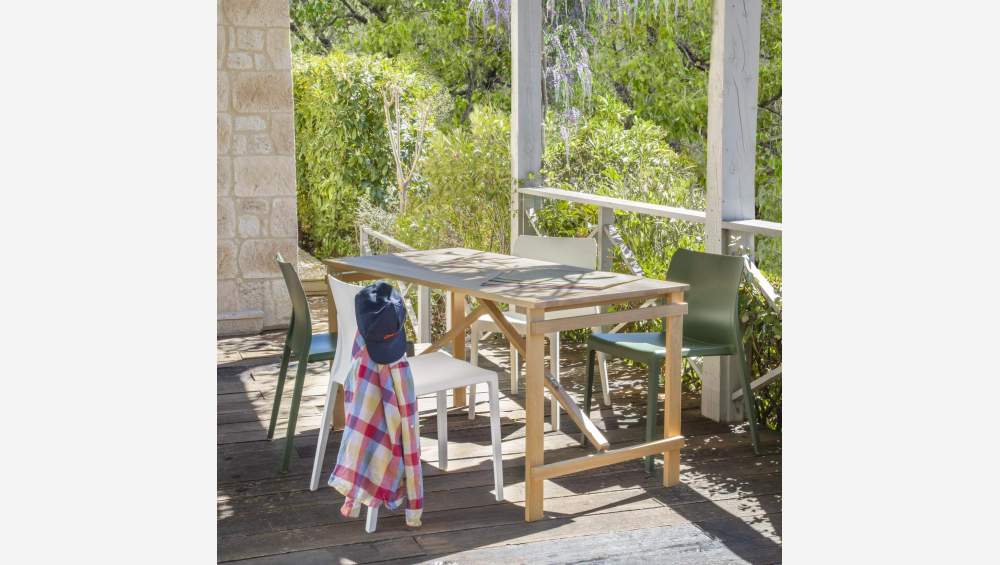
[408,352,497,396]
[588,332,734,361]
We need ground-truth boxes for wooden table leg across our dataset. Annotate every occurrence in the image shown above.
[449,291,468,409]
[524,308,545,521]
[663,291,684,486]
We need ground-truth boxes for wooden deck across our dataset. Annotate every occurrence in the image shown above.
[218,298,782,564]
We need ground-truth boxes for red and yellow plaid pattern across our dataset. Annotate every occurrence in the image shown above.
[329,332,423,527]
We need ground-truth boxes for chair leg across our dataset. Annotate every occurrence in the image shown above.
[597,352,612,406]
[437,390,448,470]
[267,340,293,440]
[582,347,597,445]
[548,332,560,432]
[310,377,340,491]
[488,379,504,501]
[470,323,480,367]
[644,363,661,474]
[735,345,761,455]
[468,382,476,420]
[280,358,309,473]
[510,346,520,394]
[365,506,379,533]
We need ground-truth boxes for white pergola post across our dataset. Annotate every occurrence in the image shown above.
[510,0,543,249]
[703,0,762,423]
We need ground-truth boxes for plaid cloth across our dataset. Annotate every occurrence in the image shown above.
[329,332,423,527]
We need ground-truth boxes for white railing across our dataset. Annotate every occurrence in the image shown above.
[358,226,432,343]
[518,185,783,399]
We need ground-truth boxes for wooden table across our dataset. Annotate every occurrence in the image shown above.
[325,247,688,522]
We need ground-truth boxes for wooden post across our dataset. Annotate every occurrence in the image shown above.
[511,0,543,250]
[449,291,468,409]
[524,308,546,521]
[703,0,761,423]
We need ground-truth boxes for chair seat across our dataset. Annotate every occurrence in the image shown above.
[588,331,735,361]
[301,332,336,362]
[409,352,497,396]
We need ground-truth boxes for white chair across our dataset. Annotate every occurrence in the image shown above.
[310,275,504,533]
[469,235,612,432]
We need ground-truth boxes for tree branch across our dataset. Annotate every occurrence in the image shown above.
[339,0,368,24]
[675,39,709,72]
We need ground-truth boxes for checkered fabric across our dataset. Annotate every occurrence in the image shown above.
[329,332,423,527]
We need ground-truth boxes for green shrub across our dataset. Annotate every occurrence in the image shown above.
[395,105,511,253]
[537,96,704,281]
[293,50,449,258]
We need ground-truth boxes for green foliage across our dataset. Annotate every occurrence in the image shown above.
[396,105,511,253]
[293,50,449,258]
[740,273,782,430]
[537,97,704,281]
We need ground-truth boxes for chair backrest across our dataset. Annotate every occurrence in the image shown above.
[276,253,313,357]
[665,249,744,346]
[512,235,597,270]
[327,274,362,385]
[512,235,599,317]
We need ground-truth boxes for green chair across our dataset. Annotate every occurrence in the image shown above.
[584,249,759,472]
[268,253,336,473]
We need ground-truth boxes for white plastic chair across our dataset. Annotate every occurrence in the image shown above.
[470,235,612,432]
[310,275,504,533]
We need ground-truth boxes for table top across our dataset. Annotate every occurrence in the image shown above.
[326,247,687,311]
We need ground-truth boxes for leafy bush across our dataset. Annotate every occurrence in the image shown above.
[395,105,511,253]
[537,97,704,281]
[741,273,782,430]
[293,50,449,258]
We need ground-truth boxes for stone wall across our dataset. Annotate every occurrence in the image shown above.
[218,0,297,335]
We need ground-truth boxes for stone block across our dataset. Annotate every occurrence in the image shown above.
[218,72,229,112]
[218,240,238,278]
[238,279,267,311]
[238,214,261,237]
[269,197,297,237]
[236,28,265,50]
[248,134,273,154]
[218,197,236,238]
[218,26,226,69]
[254,53,268,70]
[218,316,263,337]
[238,239,296,278]
[226,52,254,70]
[232,134,248,155]
[270,112,294,155]
[233,156,295,196]
[222,0,288,27]
[264,279,292,328]
[266,28,291,70]
[218,156,232,196]
[231,72,292,113]
[237,198,268,215]
[218,114,232,155]
[217,279,239,314]
[234,115,266,131]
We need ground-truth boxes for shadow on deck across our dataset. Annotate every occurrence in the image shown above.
[217,297,781,564]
